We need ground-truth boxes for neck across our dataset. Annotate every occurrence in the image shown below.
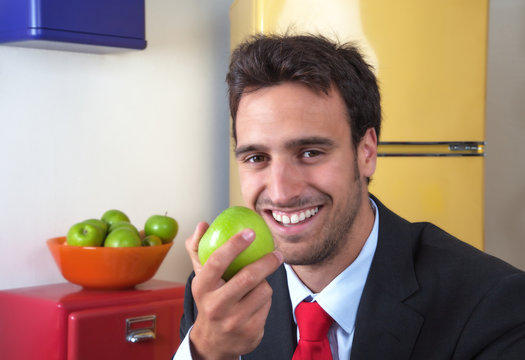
[291,196,375,293]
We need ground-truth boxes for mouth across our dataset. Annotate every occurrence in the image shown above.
[267,206,320,226]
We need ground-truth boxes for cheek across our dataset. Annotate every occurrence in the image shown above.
[238,170,263,208]
[299,165,350,203]
[315,155,357,188]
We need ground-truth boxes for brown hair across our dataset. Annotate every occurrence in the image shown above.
[226,34,381,148]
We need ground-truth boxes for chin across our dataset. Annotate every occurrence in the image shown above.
[275,241,311,265]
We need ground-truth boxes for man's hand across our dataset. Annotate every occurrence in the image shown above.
[185,222,283,360]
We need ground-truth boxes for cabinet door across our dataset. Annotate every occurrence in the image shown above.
[38,0,145,39]
[67,298,183,360]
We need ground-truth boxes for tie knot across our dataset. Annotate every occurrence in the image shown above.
[295,301,334,341]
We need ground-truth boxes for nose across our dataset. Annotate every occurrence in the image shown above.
[266,158,306,207]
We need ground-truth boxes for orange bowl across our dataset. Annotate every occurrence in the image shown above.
[47,237,172,290]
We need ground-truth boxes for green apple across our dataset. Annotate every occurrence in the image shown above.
[67,222,105,247]
[101,209,130,227]
[142,234,162,247]
[104,228,141,247]
[144,214,178,244]
[198,206,274,280]
[83,218,108,238]
[108,221,139,236]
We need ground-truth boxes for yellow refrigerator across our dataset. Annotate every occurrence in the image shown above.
[229,0,488,249]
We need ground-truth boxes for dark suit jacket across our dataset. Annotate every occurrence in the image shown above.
[179,196,525,359]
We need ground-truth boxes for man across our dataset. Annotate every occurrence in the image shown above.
[174,34,525,359]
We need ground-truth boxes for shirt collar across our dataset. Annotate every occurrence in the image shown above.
[285,198,379,334]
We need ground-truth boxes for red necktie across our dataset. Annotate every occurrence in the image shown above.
[292,301,334,360]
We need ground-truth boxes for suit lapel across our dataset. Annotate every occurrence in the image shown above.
[243,265,296,360]
[351,196,424,359]
[351,280,424,359]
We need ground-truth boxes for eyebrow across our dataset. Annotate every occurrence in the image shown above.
[235,144,264,159]
[285,136,335,149]
[235,136,335,159]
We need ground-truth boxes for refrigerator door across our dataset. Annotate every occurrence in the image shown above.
[361,0,488,142]
[229,0,488,142]
[369,155,484,249]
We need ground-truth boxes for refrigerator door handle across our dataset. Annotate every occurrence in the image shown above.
[449,142,484,152]
[378,142,485,157]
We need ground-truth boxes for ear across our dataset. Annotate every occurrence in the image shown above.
[357,128,377,179]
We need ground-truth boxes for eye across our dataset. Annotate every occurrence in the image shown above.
[245,154,267,163]
[302,149,322,158]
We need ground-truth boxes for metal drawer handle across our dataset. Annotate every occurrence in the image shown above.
[126,315,156,343]
[127,329,156,343]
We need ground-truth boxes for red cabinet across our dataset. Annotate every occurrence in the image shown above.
[0,280,185,360]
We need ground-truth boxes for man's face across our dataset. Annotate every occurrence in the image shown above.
[235,82,376,266]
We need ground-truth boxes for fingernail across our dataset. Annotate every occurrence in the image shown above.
[242,229,255,242]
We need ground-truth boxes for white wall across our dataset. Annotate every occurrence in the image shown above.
[0,0,233,290]
[485,0,525,270]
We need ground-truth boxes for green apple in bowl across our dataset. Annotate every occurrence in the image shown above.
[101,209,130,227]
[83,218,108,238]
[108,221,140,236]
[104,228,141,247]
[142,234,163,247]
[67,222,105,247]
[144,214,178,244]
[198,206,274,280]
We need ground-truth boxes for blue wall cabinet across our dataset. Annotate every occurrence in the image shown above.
[0,0,146,52]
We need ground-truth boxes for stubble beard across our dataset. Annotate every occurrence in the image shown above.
[286,174,362,266]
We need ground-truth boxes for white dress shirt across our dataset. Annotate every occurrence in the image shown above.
[286,198,378,359]
[173,199,378,359]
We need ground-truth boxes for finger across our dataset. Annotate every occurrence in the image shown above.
[185,221,209,273]
[239,279,273,318]
[244,288,273,345]
[198,229,256,288]
[223,290,273,355]
[223,250,283,302]
[226,282,273,351]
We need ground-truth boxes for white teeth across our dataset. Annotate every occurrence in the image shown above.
[271,207,319,226]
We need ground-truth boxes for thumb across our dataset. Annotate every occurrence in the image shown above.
[185,221,209,274]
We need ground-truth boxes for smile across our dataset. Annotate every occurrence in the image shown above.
[271,207,319,225]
